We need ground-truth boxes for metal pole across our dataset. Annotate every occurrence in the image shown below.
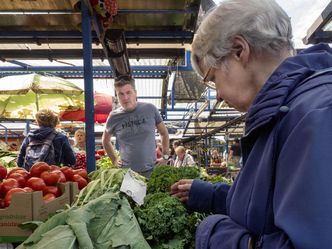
[81,0,96,173]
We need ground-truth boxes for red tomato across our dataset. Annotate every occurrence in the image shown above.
[7,173,26,188]
[23,187,33,192]
[0,178,20,196]
[95,154,101,160]
[26,177,46,192]
[44,186,61,197]
[60,166,74,181]
[50,165,60,170]
[53,170,66,183]
[73,169,88,179]
[4,188,27,207]
[40,171,57,186]
[96,149,105,156]
[43,193,56,203]
[8,167,24,175]
[8,168,29,180]
[40,170,66,186]
[72,174,88,190]
[0,165,7,180]
[30,162,51,177]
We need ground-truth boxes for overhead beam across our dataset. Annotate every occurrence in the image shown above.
[182,114,246,142]
[0,65,193,79]
[0,31,194,44]
[303,1,332,44]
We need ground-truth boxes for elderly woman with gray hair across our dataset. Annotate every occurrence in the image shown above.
[174,146,196,167]
[171,0,332,248]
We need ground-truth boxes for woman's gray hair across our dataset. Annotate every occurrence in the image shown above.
[191,0,294,76]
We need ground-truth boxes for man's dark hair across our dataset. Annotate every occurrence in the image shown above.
[114,75,136,90]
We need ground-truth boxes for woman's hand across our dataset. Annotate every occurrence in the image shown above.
[170,179,193,203]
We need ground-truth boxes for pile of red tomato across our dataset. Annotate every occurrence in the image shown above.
[74,149,105,169]
[0,162,88,208]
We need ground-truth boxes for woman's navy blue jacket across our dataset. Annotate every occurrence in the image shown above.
[17,126,76,167]
[189,44,332,249]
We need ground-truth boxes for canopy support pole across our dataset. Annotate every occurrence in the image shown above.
[81,0,96,173]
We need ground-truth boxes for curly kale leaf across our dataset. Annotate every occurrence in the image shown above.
[147,166,201,194]
[134,193,188,244]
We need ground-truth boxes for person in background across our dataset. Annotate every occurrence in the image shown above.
[73,129,86,152]
[170,0,332,248]
[17,109,76,168]
[170,139,181,160]
[155,142,163,159]
[209,149,223,167]
[172,140,181,149]
[185,149,193,156]
[173,146,196,167]
[102,75,170,178]
[228,139,241,167]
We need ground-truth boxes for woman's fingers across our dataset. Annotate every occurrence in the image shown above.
[170,179,193,203]
[171,179,193,191]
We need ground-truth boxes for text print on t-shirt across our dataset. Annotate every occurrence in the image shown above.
[120,116,147,137]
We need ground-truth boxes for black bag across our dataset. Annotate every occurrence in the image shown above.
[23,132,57,170]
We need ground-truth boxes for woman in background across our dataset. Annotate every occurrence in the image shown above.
[73,129,86,152]
[17,109,76,169]
[174,146,196,167]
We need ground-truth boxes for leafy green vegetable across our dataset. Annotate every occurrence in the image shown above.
[73,168,128,206]
[17,225,78,249]
[19,210,70,247]
[205,174,233,184]
[147,166,201,194]
[95,152,119,170]
[71,192,150,249]
[134,193,193,248]
[19,192,150,249]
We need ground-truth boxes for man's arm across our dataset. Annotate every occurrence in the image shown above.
[102,130,118,166]
[156,121,170,156]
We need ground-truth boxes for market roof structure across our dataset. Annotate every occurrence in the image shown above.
[0,0,243,141]
[303,1,332,44]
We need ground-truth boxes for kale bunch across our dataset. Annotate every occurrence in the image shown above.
[147,165,201,194]
[135,192,192,248]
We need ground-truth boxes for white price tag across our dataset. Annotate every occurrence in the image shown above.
[120,169,147,205]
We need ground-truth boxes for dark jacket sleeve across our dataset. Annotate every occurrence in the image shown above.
[187,179,230,214]
[60,136,76,166]
[196,215,251,249]
[17,137,29,167]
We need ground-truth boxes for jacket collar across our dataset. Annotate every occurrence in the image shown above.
[245,44,332,135]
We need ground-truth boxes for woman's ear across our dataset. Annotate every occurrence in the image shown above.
[232,35,250,64]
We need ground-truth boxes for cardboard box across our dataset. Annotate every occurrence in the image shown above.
[0,192,33,242]
[70,181,80,204]
[32,182,71,221]
[0,182,71,243]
